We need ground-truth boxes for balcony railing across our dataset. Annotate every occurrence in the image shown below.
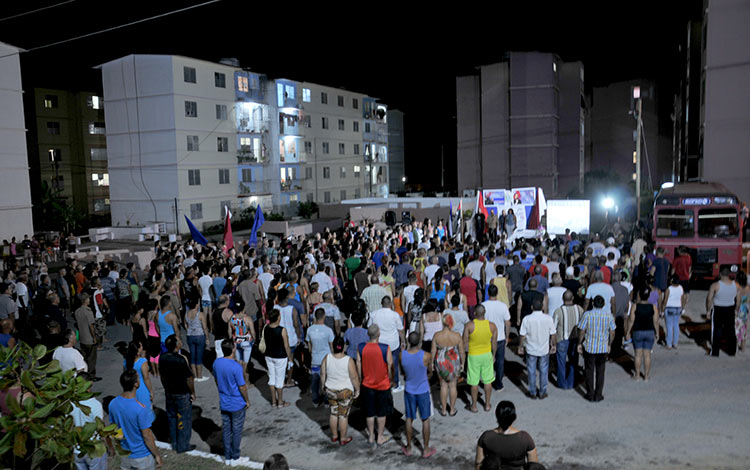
[238,181,272,195]
[280,179,303,192]
[236,150,269,165]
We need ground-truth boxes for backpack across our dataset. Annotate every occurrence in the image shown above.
[116,279,131,299]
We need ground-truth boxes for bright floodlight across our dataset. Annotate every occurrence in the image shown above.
[602,197,615,210]
[401,176,406,182]
[661,182,675,189]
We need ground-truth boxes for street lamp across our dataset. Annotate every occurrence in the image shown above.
[661,182,675,189]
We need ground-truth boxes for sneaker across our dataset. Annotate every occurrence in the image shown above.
[538,393,548,400]
[392,385,405,393]
[225,459,233,466]
[195,376,210,383]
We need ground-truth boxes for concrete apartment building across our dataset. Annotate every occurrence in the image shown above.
[26,88,110,221]
[100,54,388,233]
[387,109,406,193]
[456,52,586,198]
[699,0,750,203]
[0,41,34,241]
[590,80,672,191]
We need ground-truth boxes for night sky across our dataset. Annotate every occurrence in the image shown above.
[1,0,702,192]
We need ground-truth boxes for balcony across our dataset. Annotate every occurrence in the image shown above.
[236,149,269,165]
[238,181,271,196]
[280,179,303,192]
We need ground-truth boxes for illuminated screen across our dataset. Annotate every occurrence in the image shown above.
[547,200,590,235]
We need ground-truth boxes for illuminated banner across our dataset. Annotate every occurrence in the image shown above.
[475,187,546,232]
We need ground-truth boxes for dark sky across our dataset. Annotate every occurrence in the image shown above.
[1,0,702,192]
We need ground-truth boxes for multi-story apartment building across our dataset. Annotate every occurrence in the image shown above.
[456,52,586,198]
[0,41,34,241]
[100,55,388,233]
[387,109,406,193]
[26,88,110,221]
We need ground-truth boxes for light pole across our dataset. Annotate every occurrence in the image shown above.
[633,86,643,222]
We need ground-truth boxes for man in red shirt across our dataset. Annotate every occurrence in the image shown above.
[460,269,482,318]
[672,246,692,301]
[527,255,549,278]
[357,324,393,446]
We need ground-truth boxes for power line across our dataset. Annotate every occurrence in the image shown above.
[0,0,78,23]
[0,0,223,59]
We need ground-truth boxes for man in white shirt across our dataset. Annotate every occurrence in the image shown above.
[198,266,214,313]
[587,235,605,258]
[519,297,556,399]
[258,267,275,298]
[467,256,486,287]
[368,296,406,392]
[584,271,616,316]
[445,294,470,336]
[552,291,582,389]
[482,284,511,391]
[543,252,561,282]
[423,257,440,285]
[52,329,88,374]
[311,264,333,295]
[401,272,419,311]
[602,237,621,264]
[546,273,567,318]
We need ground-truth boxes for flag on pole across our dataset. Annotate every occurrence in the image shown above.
[448,201,454,238]
[527,187,541,230]
[222,206,234,255]
[184,215,208,246]
[457,199,463,241]
[249,205,265,247]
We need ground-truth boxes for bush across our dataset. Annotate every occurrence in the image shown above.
[297,201,319,219]
[0,343,123,468]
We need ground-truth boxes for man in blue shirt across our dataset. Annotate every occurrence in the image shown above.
[109,370,162,469]
[213,340,250,465]
[306,308,334,406]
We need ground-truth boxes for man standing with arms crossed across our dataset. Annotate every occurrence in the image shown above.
[463,304,498,413]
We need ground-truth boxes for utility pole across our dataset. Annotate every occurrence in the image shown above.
[634,89,643,222]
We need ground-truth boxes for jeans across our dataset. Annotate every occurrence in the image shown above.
[493,340,506,389]
[555,339,577,389]
[186,335,205,365]
[311,366,322,405]
[75,453,107,470]
[526,354,549,396]
[583,351,607,401]
[119,455,154,470]
[392,347,401,387]
[165,393,192,452]
[665,307,681,347]
[221,407,246,460]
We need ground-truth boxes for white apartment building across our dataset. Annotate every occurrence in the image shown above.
[100,54,388,232]
[0,41,34,241]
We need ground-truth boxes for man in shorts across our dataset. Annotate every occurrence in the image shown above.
[462,304,498,413]
[357,324,393,446]
[400,332,436,458]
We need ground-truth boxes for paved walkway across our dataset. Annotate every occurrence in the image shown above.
[91,290,750,469]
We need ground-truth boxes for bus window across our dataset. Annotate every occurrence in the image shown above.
[698,208,739,238]
[656,209,694,237]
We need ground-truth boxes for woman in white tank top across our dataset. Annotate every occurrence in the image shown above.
[320,337,359,445]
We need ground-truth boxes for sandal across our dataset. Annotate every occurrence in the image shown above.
[340,436,353,446]
[401,446,412,457]
[449,408,458,417]
[279,401,290,408]
[331,436,339,443]
[422,447,437,459]
[438,408,447,417]
[466,405,478,414]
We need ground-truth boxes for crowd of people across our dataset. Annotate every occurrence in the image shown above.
[1,217,749,470]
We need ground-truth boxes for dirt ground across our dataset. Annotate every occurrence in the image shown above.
[93,289,750,470]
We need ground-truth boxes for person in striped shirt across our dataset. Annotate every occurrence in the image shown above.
[576,295,615,402]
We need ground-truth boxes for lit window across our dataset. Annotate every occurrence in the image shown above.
[91,173,109,187]
[88,122,105,135]
[187,135,199,151]
[237,76,249,92]
[553,62,557,73]
[354,165,361,177]
[217,137,229,152]
[190,203,203,219]
[215,72,226,88]
[185,101,197,117]
[184,66,196,83]
[632,173,637,181]
[240,137,252,147]
[94,198,110,212]
[633,151,637,164]
[285,85,295,100]
[303,88,311,102]
[87,96,102,109]
[90,148,107,161]
[340,167,346,178]
[44,95,58,109]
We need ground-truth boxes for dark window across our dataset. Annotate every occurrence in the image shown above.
[215,72,226,88]
[698,208,739,238]
[184,67,196,83]
[655,209,694,238]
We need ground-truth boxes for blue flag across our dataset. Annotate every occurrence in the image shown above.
[448,201,454,237]
[184,215,208,246]
[249,205,265,246]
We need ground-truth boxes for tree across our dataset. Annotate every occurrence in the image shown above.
[297,201,319,219]
[0,343,123,469]
[37,181,84,234]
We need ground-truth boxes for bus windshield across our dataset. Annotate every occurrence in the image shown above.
[655,209,694,238]
[698,208,739,238]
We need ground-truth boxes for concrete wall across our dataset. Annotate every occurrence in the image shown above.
[702,0,750,203]
[387,109,406,192]
[0,42,34,241]
[480,62,510,189]
[558,62,585,196]
[456,75,482,194]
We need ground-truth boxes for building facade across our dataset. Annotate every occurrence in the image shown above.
[387,109,406,193]
[100,55,388,233]
[456,52,586,198]
[26,88,109,222]
[0,41,34,241]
